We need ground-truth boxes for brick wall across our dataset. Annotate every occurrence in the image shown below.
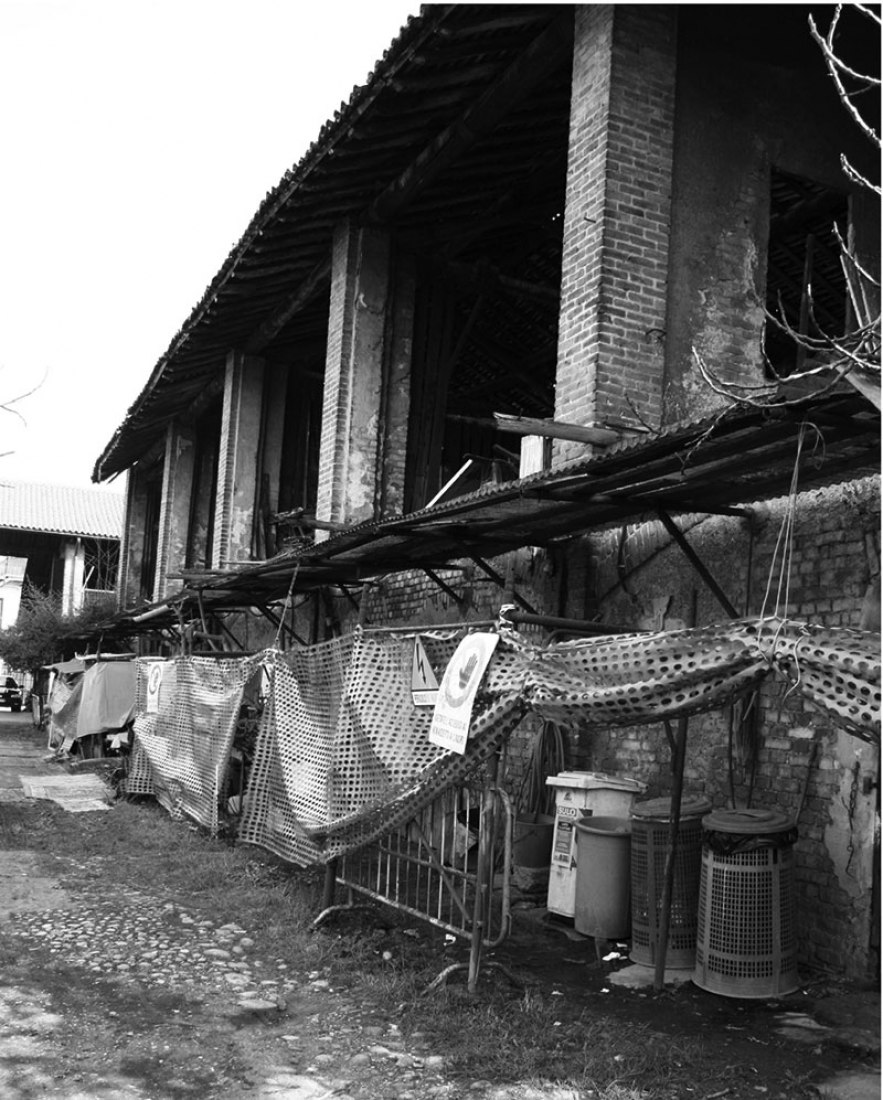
[555,5,677,464]
[570,476,880,978]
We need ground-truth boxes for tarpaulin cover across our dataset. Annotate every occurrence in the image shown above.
[47,673,83,750]
[73,662,136,741]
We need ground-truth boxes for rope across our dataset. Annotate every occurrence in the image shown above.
[756,421,824,687]
[273,565,300,649]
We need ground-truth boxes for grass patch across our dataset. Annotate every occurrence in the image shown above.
[17,792,830,1100]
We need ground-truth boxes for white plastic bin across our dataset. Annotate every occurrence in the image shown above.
[546,771,646,917]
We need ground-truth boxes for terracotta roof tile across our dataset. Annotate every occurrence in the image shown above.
[0,481,124,539]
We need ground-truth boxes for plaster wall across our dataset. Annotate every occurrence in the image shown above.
[0,559,25,630]
[119,466,153,608]
[155,422,197,599]
[316,221,392,534]
[663,31,878,422]
[215,351,265,567]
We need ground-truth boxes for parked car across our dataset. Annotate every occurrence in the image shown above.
[0,677,23,712]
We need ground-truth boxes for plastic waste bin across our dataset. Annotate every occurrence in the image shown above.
[574,816,632,939]
[546,771,646,917]
[693,808,799,998]
[630,795,712,969]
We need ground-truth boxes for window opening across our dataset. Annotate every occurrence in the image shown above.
[764,169,849,378]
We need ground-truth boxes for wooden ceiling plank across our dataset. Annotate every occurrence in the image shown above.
[370,11,572,222]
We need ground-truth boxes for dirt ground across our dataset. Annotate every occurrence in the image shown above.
[0,715,879,1100]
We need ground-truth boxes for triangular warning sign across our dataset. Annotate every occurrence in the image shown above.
[412,637,440,706]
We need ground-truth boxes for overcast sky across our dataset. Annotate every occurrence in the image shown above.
[0,0,417,492]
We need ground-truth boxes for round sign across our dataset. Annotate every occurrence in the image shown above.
[443,637,485,709]
[146,663,164,701]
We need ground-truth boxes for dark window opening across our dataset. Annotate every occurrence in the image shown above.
[764,169,849,378]
[278,367,323,519]
[404,204,563,512]
[186,400,222,569]
[140,476,162,603]
[83,538,118,592]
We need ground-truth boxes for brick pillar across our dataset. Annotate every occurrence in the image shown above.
[316,220,399,535]
[380,251,415,517]
[154,422,197,600]
[555,4,677,465]
[214,350,265,568]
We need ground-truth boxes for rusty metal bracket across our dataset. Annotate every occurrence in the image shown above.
[423,568,466,606]
[469,556,539,615]
[656,510,739,619]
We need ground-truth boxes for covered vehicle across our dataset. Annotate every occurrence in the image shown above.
[0,677,23,712]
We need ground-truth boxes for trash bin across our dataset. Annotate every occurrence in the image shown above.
[546,772,646,917]
[574,816,632,939]
[630,795,712,969]
[693,808,799,998]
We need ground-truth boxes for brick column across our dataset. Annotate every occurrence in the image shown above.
[154,422,197,600]
[555,5,677,465]
[214,350,265,568]
[316,220,400,535]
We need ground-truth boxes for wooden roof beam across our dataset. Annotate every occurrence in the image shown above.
[245,256,332,354]
[369,10,572,222]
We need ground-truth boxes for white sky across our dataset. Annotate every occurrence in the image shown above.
[0,0,418,491]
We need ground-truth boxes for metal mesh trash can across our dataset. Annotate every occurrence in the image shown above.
[630,796,712,969]
[693,808,799,999]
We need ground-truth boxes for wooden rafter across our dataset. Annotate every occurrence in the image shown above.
[369,11,572,222]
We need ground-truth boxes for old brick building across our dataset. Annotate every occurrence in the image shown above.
[94,7,879,978]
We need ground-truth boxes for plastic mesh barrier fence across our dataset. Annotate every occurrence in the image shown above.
[237,631,527,864]
[522,618,880,743]
[131,655,261,833]
[126,617,878,865]
[240,619,879,865]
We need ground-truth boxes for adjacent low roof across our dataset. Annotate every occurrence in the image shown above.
[0,481,125,539]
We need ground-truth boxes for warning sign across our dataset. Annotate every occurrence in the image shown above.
[411,637,440,707]
[428,633,499,754]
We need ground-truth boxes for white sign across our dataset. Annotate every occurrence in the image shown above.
[411,636,440,707]
[145,661,175,713]
[428,633,499,754]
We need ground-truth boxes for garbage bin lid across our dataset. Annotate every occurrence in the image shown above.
[546,771,646,793]
[701,808,795,834]
[631,796,713,821]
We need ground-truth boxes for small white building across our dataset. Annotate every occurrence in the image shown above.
[0,481,124,619]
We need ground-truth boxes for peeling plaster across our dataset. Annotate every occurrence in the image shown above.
[824,731,878,914]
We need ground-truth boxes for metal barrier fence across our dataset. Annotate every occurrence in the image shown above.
[315,780,514,993]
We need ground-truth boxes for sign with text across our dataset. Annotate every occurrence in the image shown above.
[428,633,499,754]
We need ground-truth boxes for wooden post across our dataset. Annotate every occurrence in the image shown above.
[653,589,696,991]
[467,754,499,994]
[654,715,688,991]
[322,860,338,911]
